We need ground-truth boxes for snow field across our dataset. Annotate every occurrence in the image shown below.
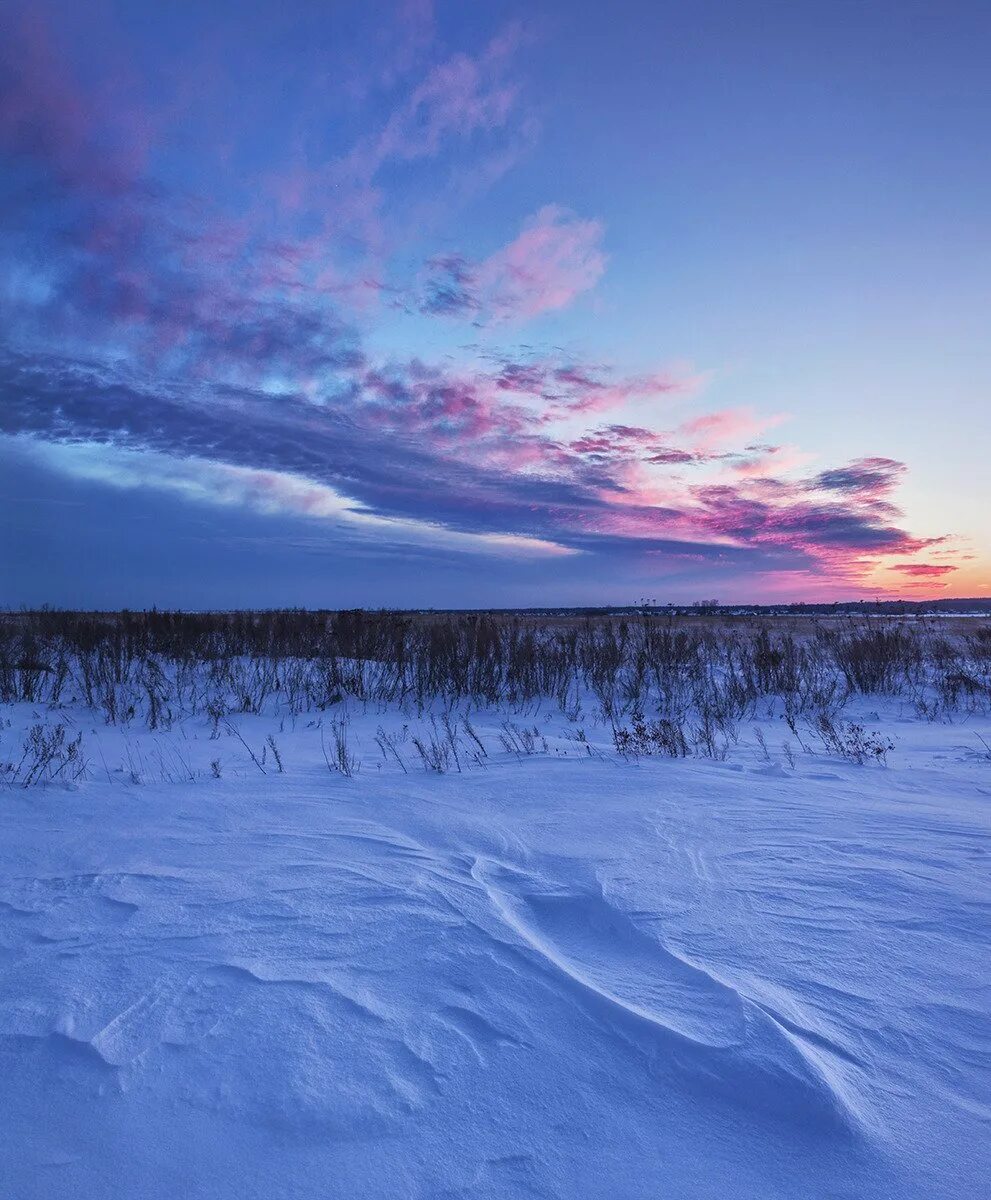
[1,697,989,1198]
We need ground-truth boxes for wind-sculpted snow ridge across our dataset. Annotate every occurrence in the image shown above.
[471,858,864,1131]
[0,698,989,1199]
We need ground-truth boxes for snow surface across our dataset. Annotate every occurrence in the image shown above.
[1,702,989,1198]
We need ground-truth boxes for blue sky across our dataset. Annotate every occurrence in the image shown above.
[1,0,987,607]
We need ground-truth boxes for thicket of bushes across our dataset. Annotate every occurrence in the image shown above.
[1,609,988,722]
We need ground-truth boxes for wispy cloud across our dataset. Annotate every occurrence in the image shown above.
[0,2,962,599]
[0,343,950,590]
[889,562,956,578]
[419,205,606,322]
[13,436,576,560]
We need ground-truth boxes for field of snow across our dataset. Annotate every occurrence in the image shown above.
[2,694,989,1199]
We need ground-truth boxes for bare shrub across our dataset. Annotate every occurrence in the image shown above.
[811,714,894,766]
[266,735,284,774]
[374,726,408,773]
[498,721,545,757]
[614,713,689,759]
[4,723,87,786]
[322,719,358,778]
[411,728,451,773]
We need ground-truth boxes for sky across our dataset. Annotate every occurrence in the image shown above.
[1,0,988,609]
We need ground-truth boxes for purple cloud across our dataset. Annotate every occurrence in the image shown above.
[0,4,963,599]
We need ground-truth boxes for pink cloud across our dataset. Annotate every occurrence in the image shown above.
[418,205,606,323]
[480,205,606,319]
[483,354,690,416]
[559,370,684,415]
[724,443,814,478]
[889,563,957,577]
[677,408,787,452]
[345,27,522,180]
